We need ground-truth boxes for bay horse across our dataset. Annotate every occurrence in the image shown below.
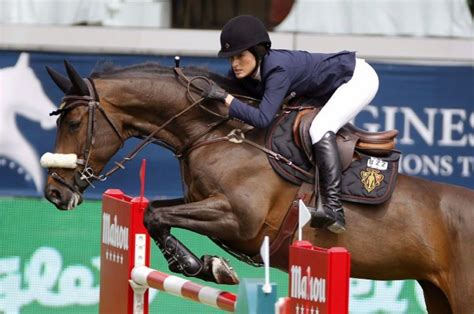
[42,61,474,313]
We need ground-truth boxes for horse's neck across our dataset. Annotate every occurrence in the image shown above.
[97,77,225,146]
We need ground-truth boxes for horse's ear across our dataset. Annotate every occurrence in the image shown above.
[16,53,30,68]
[64,60,89,95]
[46,66,72,94]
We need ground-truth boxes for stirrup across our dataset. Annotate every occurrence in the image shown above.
[327,221,346,234]
[309,206,336,228]
[328,209,345,234]
[310,206,346,234]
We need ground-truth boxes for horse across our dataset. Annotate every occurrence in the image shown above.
[42,60,474,313]
[0,52,57,192]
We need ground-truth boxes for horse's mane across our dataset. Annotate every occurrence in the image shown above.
[90,61,213,78]
[89,61,247,94]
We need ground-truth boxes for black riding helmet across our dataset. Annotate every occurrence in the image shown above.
[218,15,271,58]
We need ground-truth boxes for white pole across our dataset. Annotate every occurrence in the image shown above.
[298,199,312,241]
[260,235,272,294]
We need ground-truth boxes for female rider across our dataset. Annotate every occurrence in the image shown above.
[201,15,379,234]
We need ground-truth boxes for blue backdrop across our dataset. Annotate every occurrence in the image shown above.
[0,50,472,199]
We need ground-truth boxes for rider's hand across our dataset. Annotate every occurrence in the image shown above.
[201,81,228,103]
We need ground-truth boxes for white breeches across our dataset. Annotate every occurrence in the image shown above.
[309,58,379,144]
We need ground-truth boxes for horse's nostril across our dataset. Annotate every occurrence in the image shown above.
[46,186,61,202]
[45,186,69,210]
[50,189,60,199]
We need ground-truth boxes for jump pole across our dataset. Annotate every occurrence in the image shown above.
[131,265,237,312]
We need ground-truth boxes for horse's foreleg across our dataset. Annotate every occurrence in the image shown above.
[146,198,200,275]
[146,197,200,275]
[147,194,242,239]
[143,195,240,284]
[417,280,452,314]
[145,223,204,276]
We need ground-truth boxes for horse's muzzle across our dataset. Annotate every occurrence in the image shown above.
[45,182,83,210]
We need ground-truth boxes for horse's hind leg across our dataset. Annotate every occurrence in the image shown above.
[417,280,452,314]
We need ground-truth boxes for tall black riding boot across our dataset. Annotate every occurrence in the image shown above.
[309,131,346,234]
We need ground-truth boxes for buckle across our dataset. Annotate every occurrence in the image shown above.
[227,129,245,143]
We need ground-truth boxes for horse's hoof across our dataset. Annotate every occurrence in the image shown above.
[210,257,240,285]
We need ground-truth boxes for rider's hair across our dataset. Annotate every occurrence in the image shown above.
[248,44,269,61]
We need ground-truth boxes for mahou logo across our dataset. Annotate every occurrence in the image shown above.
[286,241,350,313]
[290,265,326,303]
[102,212,129,251]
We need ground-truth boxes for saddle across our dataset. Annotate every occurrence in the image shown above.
[265,107,401,204]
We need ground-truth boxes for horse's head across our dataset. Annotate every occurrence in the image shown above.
[42,60,255,210]
[42,61,124,210]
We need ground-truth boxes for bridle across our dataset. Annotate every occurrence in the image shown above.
[49,79,124,193]
[48,67,251,195]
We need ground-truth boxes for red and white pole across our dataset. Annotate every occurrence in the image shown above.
[131,266,237,312]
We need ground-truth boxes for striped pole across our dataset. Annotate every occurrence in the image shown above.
[131,266,238,312]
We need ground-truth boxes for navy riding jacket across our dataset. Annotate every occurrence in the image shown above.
[228,49,356,128]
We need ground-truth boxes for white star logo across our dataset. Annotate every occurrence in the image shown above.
[299,304,305,314]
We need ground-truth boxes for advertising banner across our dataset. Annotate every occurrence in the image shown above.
[0,198,428,313]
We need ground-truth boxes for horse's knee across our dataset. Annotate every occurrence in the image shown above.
[143,205,154,229]
[143,205,165,238]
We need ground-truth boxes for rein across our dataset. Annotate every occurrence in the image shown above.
[49,68,227,194]
[99,69,210,179]
[177,90,311,177]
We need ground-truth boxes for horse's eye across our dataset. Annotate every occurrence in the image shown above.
[68,120,81,132]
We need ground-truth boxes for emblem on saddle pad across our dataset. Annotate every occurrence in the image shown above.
[360,168,385,192]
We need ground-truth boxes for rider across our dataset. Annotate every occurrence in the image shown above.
[201,15,379,234]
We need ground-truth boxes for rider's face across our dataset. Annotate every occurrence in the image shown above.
[230,50,257,79]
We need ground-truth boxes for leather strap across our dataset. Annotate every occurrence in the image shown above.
[252,181,315,267]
